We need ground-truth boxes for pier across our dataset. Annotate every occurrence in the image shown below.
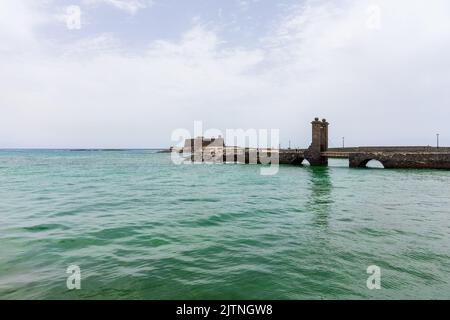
[183,118,450,169]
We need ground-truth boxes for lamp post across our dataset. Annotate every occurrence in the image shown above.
[437,134,440,148]
[342,137,345,148]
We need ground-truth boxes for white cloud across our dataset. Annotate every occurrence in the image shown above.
[0,0,450,148]
[59,5,82,30]
[236,0,260,12]
[83,0,153,14]
[260,0,450,146]
[0,0,47,53]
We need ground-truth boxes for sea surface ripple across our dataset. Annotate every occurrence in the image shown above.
[0,150,449,299]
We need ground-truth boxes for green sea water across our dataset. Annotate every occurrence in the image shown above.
[0,149,449,299]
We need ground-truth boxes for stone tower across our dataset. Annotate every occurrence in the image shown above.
[320,118,329,152]
[305,117,329,166]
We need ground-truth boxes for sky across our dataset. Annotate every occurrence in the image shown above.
[0,0,449,148]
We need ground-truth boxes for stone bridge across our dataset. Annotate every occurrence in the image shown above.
[264,148,450,169]
[185,118,450,169]
[282,118,450,169]
[255,117,450,169]
[347,151,450,169]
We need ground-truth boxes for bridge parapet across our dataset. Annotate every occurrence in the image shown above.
[329,146,450,153]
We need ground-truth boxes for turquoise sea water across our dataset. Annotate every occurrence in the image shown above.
[0,149,449,299]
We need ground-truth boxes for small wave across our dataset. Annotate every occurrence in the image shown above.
[179,198,220,203]
[358,227,392,237]
[24,224,69,232]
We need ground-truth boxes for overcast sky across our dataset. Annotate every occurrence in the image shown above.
[0,0,449,148]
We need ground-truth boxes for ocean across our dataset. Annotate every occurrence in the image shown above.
[0,149,449,299]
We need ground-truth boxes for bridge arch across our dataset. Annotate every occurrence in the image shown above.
[349,153,388,168]
[357,158,386,168]
[290,157,305,165]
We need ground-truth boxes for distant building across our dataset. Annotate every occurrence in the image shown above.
[183,136,225,153]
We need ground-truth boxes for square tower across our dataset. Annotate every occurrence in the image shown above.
[306,117,329,166]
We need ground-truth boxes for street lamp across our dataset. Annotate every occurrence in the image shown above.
[342,137,345,148]
[437,134,440,148]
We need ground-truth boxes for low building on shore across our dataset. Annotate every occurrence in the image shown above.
[183,136,225,153]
